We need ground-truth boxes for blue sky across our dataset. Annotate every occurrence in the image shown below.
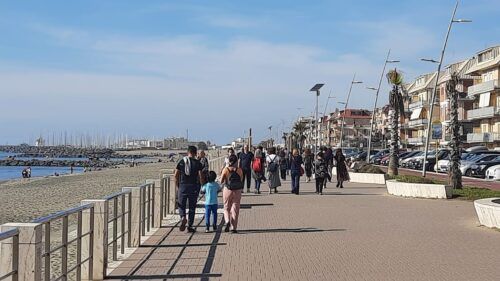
[0,0,498,145]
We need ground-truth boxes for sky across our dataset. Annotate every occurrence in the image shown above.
[0,0,499,145]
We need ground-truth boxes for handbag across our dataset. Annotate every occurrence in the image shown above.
[300,166,305,176]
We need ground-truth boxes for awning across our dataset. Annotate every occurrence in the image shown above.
[410,108,422,120]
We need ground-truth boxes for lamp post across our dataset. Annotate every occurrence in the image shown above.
[321,92,336,147]
[310,83,325,155]
[339,75,363,148]
[366,50,400,162]
[420,0,471,177]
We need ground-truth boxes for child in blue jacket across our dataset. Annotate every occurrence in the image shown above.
[201,171,221,232]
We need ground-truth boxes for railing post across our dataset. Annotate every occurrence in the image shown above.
[1,223,42,281]
[122,187,141,247]
[81,200,108,281]
[159,169,176,215]
[146,179,162,228]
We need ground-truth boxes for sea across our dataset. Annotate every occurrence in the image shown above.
[0,151,84,181]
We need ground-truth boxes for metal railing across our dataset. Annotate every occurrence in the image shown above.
[104,191,132,262]
[32,204,94,281]
[408,119,428,128]
[467,106,498,120]
[139,183,155,236]
[467,79,498,96]
[0,229,19,281]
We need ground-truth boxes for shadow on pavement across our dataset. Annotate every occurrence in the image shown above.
[240,203,274,209]
[299,191,380,196]
[236,227,346,234]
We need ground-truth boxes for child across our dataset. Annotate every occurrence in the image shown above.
[201,171,221,233]
[314,152,328,195]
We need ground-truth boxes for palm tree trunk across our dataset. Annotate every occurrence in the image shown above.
[448,74,462,189]
[388,106,399,176]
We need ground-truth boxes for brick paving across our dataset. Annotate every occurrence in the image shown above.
[108,180,500,280]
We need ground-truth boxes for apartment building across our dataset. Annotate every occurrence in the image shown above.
[406,72,439,147]
[327,109,372,148]
[464,45,500,148]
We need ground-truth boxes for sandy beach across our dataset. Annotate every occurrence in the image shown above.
[0,162,175,224]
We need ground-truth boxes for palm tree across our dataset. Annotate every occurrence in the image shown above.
[386,69,406,176]
[292,122,307,150]
[447,72,462,189]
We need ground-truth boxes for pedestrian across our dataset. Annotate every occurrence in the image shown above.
[198,150,209,183]
[303,148,313,182]
[175,146,205,233]
[289,149,303,194]
[201,171,221,233]
[220,155,243,233]
[251,148,265,194]
[70,163,74,174]
[314,152,328,195]
[279,149,288,181]
[27,166,32,178]
[333,148,350,188]
[266,147,281,194]
[323,147,333,189]
[223,148,235,170]
[238,145,254,193]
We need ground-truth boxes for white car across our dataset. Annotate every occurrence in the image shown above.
[485,164,500,180]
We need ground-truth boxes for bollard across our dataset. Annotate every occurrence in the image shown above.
[1,223,42,281]
[81,200,107,280]
[146,179,162,228]
[122,187,141,247]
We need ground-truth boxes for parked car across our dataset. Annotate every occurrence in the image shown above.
[380,151,413,166]
[400,151,423,168]
[460,154,500,177]
[470,157,500,178]
[351,150,379,162]
[414,149,450,171]
[436,151,500,173]
[485,164,500,181]
[370,149,390,164]
[465,146,489,153]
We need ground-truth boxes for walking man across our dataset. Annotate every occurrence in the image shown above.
[175,146,205,233]
[238,145,254,193]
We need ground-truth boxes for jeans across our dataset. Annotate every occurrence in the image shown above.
[315,177,324,194]
[242,169,252,190]
[291,171,300,194]
[255,178,261,191]
[178,184,200,227]
[205,204,218,228]
[223,188,242,229]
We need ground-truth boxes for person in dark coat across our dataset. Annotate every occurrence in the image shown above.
[289,149,303,194]
[333,148,350,188]
[303,148,313,182]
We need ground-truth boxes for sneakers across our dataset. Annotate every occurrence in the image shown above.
[224,222,231,232]
[231,229,238,234]
[213,225,217,231]
[179,217,187,232]
[205,228,210,233]
[187,227,196,233]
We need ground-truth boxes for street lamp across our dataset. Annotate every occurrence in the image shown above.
[310,83,325,155]
[366,49,400,162]
[420,0,471,177]
[321,92,336,147]
[339,75,363,148]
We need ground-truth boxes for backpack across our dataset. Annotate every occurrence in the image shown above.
[227,169,243,190]
[252,158,263,172]
[267,155,278,173]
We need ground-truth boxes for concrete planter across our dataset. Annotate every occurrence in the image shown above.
[474,198,500,229]
[332,169,386,185]
[386,180,452,199]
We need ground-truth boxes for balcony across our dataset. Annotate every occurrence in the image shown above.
[466,106,499,120]
[407,137,425,144]
[467,79,499,96]
[467,132,495,143]
[408,119,428,128]
[409,100,428,110]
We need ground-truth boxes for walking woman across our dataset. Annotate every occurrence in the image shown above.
[266,147,281,194]
[333,148,350,188]
[303,148,313,182]
[220,155,243,233]
[289,149,303,194]
[279,149,288,181]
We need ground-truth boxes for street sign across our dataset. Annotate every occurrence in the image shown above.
[432,123,442,140]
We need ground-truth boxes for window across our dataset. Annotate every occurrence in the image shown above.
[478,92,491,107]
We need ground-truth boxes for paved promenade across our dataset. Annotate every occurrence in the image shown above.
[108,180,500,281]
